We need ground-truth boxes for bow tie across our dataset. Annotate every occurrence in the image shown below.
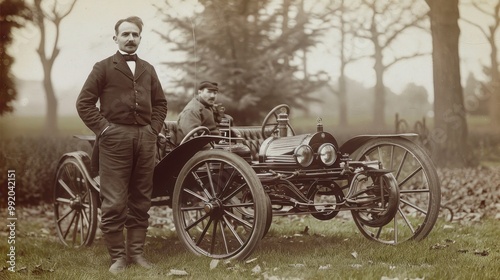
[123,54,137,61]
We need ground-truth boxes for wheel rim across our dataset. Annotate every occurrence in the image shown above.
[54,159,96,247]
[350,173,400,227]
[353,140,440,244]
[174,152,267,259]
[308,182,344,220]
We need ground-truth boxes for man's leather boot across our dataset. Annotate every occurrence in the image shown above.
[127,228,153,269]
[103,231,127,274]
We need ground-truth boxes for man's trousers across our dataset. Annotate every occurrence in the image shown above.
[98,123,157,234]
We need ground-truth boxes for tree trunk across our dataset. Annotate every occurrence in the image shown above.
[373,44,385,127]
[427,0,470,166]
[488,29,500,128]
[338,73,347,126]
[43,70,58,134]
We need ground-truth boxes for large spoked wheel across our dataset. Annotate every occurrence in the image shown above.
[54,157,98,247]
[261,104,296,138]
[352,138,441,244]
[172,150,269,260]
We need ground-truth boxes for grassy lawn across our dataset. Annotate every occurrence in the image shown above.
[1,115,498,279]
[1,208,498,280]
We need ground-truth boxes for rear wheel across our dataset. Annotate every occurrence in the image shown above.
[352,138,441,244]
[172,150,268,260]
[54,157,98,247]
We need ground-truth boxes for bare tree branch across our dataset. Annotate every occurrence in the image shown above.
[460,17,490,38]
[385,52,431,69]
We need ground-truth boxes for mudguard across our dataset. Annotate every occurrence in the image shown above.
[55,151,100,192]
[152,135,227,197]
[339,133,418,157]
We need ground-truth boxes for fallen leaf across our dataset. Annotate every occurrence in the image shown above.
[301,226,309,235]
[351,264,362,269]
[351,251,358,259]
[210,259,219,270]
[245,257,258,264]
[168,269,188,276]
[473,250,489,256]
[318,264,331,270]
[430,243,449,250]
[251,265,261,274]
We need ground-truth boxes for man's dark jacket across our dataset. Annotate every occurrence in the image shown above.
[76,51,168,171]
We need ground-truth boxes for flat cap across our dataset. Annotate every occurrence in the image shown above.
[198,81,219,91]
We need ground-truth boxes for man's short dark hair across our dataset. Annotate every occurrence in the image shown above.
[115,16,143,35]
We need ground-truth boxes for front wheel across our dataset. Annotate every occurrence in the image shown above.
[172,150,269,260]
[352,138,441,244]
[53,157,98,247]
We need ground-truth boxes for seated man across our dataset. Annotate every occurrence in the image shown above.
[176,81,231,144]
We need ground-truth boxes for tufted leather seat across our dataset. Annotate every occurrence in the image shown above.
[157,122,270,162]
[230,126,271,161]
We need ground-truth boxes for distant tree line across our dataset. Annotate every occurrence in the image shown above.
[5,0,500,167]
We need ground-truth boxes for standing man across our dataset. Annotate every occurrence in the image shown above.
[76,16,167,274]
[177,81,230,143]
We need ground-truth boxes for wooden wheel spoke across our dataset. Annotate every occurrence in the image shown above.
[222,183,248,203]
[72,211,81,245]
[398,206,416,234]
[224,202,254,208]
[57,207,74,224]
[58,179,76,199]
[222,216,245,246]
[210,220,218,254]
[398,166,423,188]
[223,209,253,229]
[56,197,72,205]
[196,217,214,246]
[219,221,230,254]
[182,188,209,203]
[184,211,210,231]
[63,166,78,192]
[400,198,428,215]
[62,210,78,240]
[219,168,237,199]
[205,162,217,197]
[395,150,408,180]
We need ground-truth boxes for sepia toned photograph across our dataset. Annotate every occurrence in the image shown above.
[1,0,499,279]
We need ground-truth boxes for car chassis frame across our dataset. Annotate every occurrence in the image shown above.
[53,104,441,260]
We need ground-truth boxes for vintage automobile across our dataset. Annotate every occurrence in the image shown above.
[53,104,441,260]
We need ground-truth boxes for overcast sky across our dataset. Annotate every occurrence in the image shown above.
[8,0,496,107]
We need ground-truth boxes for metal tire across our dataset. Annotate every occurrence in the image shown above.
[352,138,441,244]
[54,157,98,247]
[172,150,268,260]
